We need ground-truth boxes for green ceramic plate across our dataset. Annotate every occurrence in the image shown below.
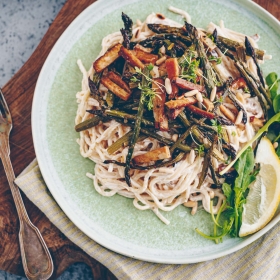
[32,0,280,263]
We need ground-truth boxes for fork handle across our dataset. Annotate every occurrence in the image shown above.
[1,146,53,280]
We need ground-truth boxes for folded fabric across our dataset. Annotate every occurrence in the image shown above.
[15,159,280,280]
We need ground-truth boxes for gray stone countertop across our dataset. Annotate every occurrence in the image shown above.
[0,0,93,279]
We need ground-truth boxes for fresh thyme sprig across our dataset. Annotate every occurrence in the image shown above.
[210,119,223,139]
[208,56,222,64]
[195,144,205,156]
[131,64,165,110]
[179,51,200,83]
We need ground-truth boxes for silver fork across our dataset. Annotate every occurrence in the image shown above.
[0,88,53,280]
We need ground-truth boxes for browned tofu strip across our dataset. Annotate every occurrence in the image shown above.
[101,77,131,101]
[165,58,180,78]
[152,78,168,131]
[135,48,158,64]
[174,77,206,93]
[133,146,171,164]
[119,46,145,69]
[93,43,122,73]
[165,58,180,99]
[165,97,197,110]
[107,71,131,93]
[187,105,215,119]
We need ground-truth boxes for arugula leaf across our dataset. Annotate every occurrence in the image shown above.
[234,147,255,191]
[232,147,256,236]
[222,182,233,206]
[266,72,279,99]
[273,94,280,113]
[266,72,280,114]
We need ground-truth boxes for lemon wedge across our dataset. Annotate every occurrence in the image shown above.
[239,137,280,237]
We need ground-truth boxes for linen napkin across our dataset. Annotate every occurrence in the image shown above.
[15,159,280,280]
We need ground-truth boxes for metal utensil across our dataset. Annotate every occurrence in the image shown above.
[0,88,53,280]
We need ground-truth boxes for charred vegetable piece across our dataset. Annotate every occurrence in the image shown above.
[198,136,218,188]
[209,158,221,187]
[120,12,133,49]
[106,91,115,108]
[88,77,106,107]
[133,146,171,164]
[119,46,145,69]
[152,78,169,131]
[240,62,272,108]
[169,125,194,154]
[139,127,191,153]
[121,101,140,110]
[227,90,247,124]
[174,77,206,93]
[121,28,130,49]
[121,12,133,39]
[185,22,216,96]
[147,24,185,35]
[75,116,105,132]
[244,37,264,87]
[215,35,265,61]
[222,142,237,160]
[105,109,154,127]
[216,116,234,126]
[139,34,178,48]
[107,131,146,155]
[178,111,191,127]
[234,60,268,118]
[124,67,150,186]
[235,45,247,63]
[147,23,265,60]
[101,76,131,101]
[93,43,122,73]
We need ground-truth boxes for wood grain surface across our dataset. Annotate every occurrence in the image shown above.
[0,0,279,279]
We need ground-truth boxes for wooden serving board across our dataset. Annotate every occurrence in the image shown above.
[0,0,278,279]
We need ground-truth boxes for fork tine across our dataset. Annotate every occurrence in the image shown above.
[0,88,12,122]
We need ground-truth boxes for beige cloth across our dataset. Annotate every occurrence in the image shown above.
[15,159,280,280]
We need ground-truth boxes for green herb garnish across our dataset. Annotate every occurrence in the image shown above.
[134,65,162,110]
[208,56,222,64]
[266,72,280,113]
[179,51,200,83]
